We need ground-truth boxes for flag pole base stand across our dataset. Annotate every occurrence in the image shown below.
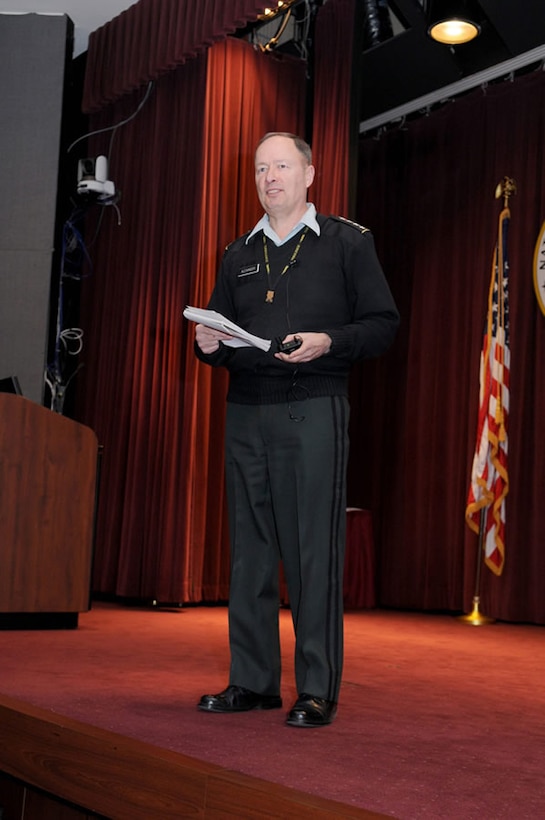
[457,596,495,626]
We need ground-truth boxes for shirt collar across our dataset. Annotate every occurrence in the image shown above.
[246,203,320,245]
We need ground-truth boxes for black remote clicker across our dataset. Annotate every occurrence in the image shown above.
[277,336,302,354]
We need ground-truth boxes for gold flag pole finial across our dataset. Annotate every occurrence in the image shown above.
[495,177,517,209]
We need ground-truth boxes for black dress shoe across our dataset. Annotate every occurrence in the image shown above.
[198,684,282,713]
[286,693,337,727]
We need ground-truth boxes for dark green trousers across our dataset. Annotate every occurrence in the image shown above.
[225,395,349,702]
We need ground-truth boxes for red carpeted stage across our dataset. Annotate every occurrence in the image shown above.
[0,602,544,818]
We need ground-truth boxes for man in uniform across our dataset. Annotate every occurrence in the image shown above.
[193,132,399,727]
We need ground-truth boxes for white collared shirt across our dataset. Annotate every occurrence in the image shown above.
[246,203,320,246]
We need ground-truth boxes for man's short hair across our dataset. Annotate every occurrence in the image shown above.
[255,132,312,165]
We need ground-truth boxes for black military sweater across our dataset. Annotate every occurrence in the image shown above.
[195,214,399,405]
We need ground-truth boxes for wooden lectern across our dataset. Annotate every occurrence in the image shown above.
[0,394,98,627]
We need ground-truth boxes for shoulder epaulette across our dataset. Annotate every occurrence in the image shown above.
[225,230,251,252]
[330,215,370,234]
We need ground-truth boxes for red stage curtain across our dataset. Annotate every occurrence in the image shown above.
[311,0,355,216]
[82,0,268,112]
[353,69,545,624]
[179,39,307,601]
[77,39,306,602]
[77,58,208,601]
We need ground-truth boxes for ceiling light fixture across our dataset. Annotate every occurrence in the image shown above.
[258,1,290,21]
[427,0,481,45]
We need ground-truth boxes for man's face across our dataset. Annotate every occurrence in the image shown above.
[254,135,315,219]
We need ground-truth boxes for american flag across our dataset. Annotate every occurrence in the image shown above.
[465,206,510,576]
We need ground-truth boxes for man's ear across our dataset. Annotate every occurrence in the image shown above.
[305,164,315,188]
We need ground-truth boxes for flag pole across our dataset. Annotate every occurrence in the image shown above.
[460,176,516,626]
[458,508,495,625]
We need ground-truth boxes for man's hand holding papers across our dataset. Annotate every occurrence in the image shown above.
[183,306,272,352]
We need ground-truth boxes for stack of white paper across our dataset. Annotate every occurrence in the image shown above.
[183,306,272,352]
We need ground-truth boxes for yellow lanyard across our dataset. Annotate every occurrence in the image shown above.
[262,227,309,303]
